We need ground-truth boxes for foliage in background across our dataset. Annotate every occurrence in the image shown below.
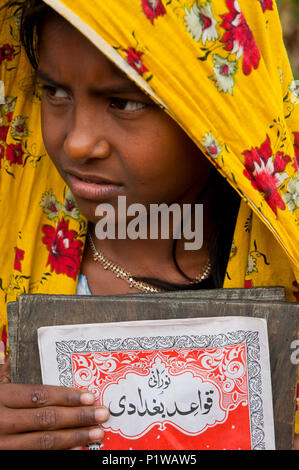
[277,0,299,79]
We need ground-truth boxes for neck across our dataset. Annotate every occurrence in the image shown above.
[86,193,214,283]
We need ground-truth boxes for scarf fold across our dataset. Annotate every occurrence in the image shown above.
[0,0,298,428]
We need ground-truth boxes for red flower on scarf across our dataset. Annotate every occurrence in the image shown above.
[0,44,14,64]
[42,218,83,280]
[14,247,25,272]
[220,0,260,75]
[0,126,9,142]
[293,132,299,171]
[243,135,291,214]
[140,0,166,23]
[6,112,13,123]
[1,326,7,345]
[123,48,149,75]
[5,143,23,166]
[258,0,273,12]
[0,145,4,168]
[1,325,7,356]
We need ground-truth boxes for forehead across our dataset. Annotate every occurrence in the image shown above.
[39,12,131,85]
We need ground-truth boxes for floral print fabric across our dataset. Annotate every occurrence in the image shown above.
[39,0,299,272]
[0,0,298,429]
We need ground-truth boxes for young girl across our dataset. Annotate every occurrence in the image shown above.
[0,0,298,449]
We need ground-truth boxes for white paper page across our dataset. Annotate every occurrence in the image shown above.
[38,316,275,450]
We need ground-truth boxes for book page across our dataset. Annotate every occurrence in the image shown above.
[38,316,275,450]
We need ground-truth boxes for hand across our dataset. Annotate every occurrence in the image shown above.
[0,380,110,450]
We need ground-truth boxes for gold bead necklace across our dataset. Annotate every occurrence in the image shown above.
[87,231,212,293]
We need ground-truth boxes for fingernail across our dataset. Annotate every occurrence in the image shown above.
[80,392,95,405]
[95,407,110,422]
[89,427,104,441]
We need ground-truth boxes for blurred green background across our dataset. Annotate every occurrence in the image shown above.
[277,0,299,79]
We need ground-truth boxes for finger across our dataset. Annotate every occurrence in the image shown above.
[0,358,11,384]
[1,383,95,409]
[0,425,105,450]
[0,374,10,384]
[1,405,110,434]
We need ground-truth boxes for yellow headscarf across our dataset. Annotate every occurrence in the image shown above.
[0,0,298,425]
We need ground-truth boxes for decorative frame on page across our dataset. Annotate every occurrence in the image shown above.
[38,316,275,450]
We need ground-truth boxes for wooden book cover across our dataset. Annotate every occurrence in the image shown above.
[7,287,286,385]
[6,287,298,449]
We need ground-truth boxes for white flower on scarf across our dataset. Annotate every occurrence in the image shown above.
[185,1,218,45]
[289,80,299,105]
[246,253,258,275]
[63,189,81,220]
[10,115,29,138]
[210,54,238,94]
[40,190,62,220]
[282,173,299,213]
[201,132,222,158]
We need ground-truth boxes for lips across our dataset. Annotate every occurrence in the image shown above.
[66,172,123,201]
[69,170,119,185]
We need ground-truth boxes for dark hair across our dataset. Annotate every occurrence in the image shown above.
[134,168,240,290]
[5,0,54,69]
[7,0,241,290]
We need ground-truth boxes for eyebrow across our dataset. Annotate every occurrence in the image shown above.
[36,69,142,96]
[37,70,63,88]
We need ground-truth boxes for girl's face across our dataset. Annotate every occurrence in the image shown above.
[38,14,211,224]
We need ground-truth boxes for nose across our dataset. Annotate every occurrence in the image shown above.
[63,104,111,162]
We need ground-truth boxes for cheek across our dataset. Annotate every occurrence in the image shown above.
[41,102,65,165]
[122,134,202,206]
[122,135,173,187]
[125,124,203,186]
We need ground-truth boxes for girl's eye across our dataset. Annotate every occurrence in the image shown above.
[109,97,146,112]
[42,85,69,101]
